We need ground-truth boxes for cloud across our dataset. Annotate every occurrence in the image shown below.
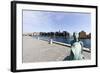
[23,10,91,33]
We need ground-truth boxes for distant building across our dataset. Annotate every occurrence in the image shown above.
[23,32,40,36]
[79,31,87,39]
[62,31,70,38]
[32,32,40,36]
[23,33,32,36]
[87,33,91,39]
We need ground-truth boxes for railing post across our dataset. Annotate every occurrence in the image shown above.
[49,39,53,44]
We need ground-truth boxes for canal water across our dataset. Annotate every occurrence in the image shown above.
[33,36,91,49]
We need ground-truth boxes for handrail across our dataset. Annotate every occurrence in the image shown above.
[53,41,91,53]
[33,37,91,53]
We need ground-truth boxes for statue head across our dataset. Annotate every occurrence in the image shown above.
[73,32,79,41]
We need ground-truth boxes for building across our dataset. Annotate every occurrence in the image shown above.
[32,32,40,36]
[79,31,87,39]
[87,33,91,39]
[62,31,70,38]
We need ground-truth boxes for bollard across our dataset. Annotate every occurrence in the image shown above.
[37,37,39,40]
[49,39,53,44]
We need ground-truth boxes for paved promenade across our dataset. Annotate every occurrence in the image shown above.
[23,36,91,63]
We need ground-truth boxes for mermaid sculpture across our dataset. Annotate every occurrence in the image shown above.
[64,32,84,60]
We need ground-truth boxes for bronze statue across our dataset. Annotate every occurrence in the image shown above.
[64,32,84,60]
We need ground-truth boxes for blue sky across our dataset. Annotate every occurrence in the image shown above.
[23,10,91,34]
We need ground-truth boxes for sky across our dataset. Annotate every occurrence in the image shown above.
[23,10,91,34]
